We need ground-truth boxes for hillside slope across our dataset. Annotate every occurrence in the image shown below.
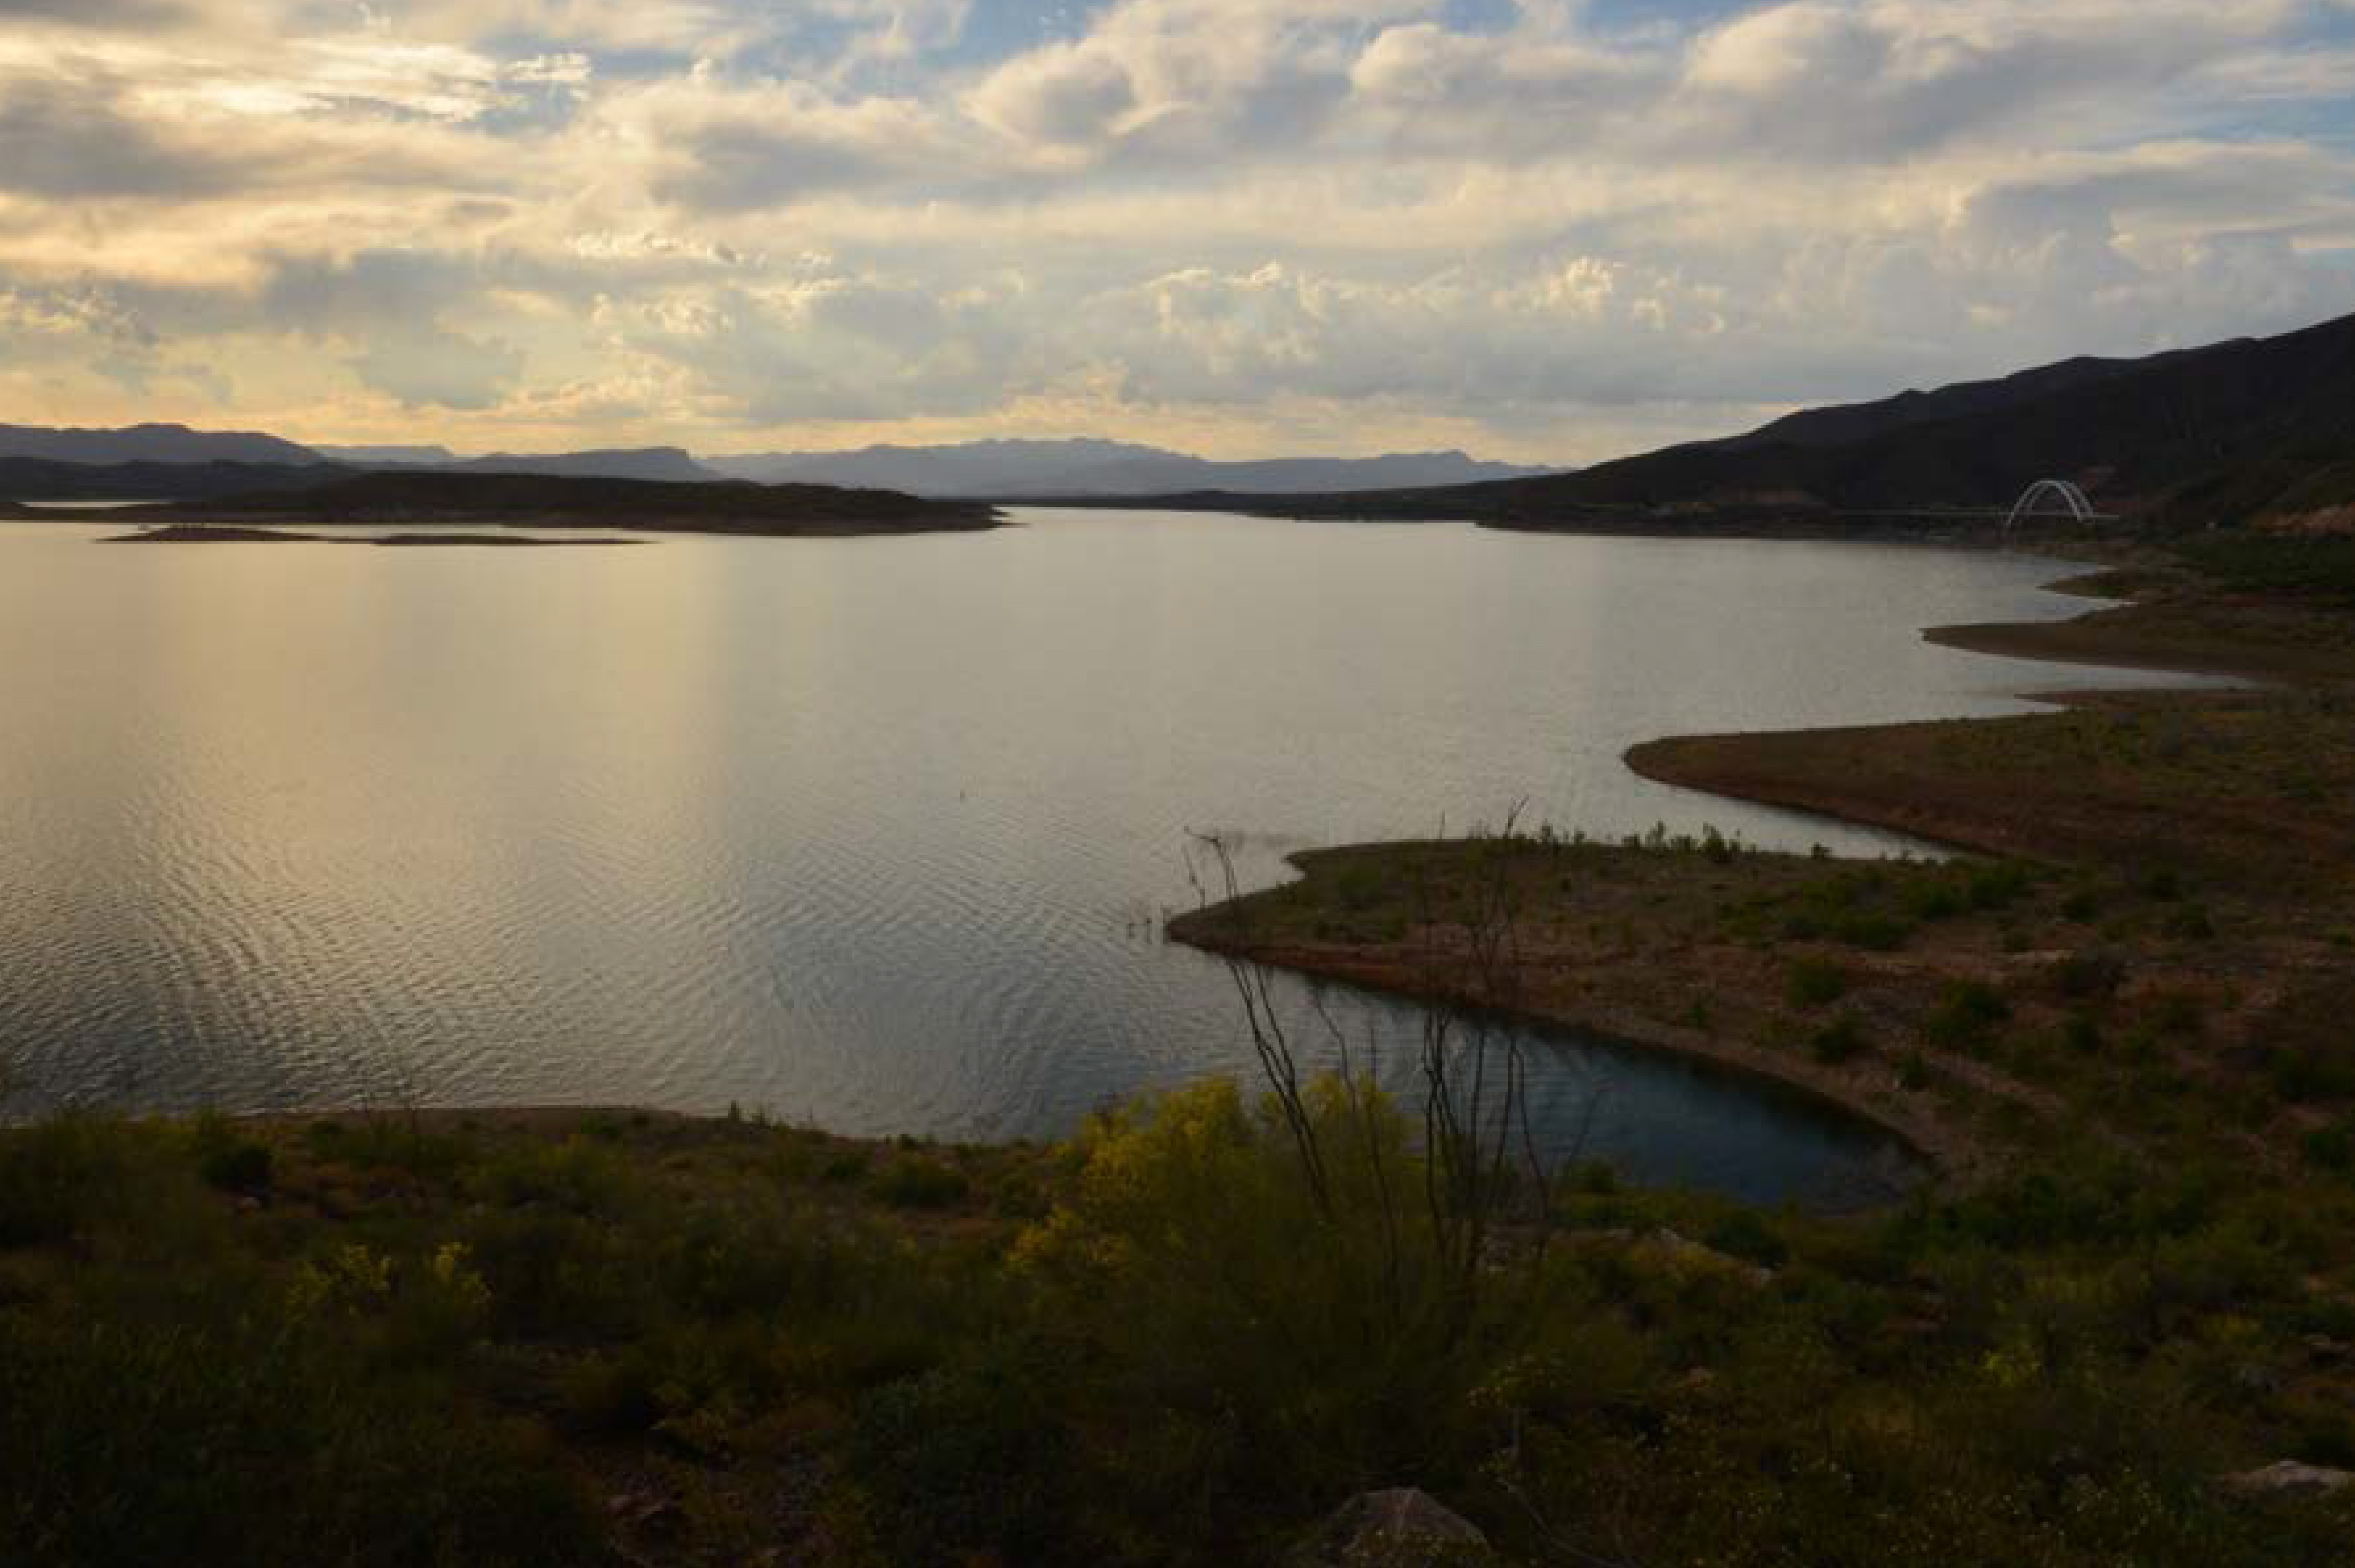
[1471,309,2355,525]
[1073,310,2355,534]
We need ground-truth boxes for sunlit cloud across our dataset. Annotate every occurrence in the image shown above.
[0,0,2348,459]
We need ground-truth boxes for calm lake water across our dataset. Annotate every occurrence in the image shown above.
[0,509,2197,1203]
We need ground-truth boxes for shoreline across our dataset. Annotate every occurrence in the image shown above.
[1170,558,2339,1185]
[1167,888,1970,1175]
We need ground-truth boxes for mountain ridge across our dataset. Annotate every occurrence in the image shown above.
[706,439,1556,496]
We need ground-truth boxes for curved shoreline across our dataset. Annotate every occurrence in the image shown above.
[1167,900,1965,1177]
[1171,562,2277,1187]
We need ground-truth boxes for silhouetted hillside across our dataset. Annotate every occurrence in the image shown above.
[0,422,321,466]
[1470,309,2355,527]
[1081,310,2355,534]
[164,470,1000,535]
[0,457,352,501]
[1708,353,2189,453]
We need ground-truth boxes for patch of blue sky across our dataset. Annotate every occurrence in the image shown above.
[956,0,1107,62]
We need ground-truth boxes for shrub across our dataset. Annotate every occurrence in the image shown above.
[1966,863,2033,911]
[843,1346,1077,1566]
[1811,1013,1869,1065]
[2301,1123,2353,1172]
[1787,957,1849,1009]
[1335,863,1388,912]
[193,1117,275,1195]
[1832,912,1911,951]
[1926,982,2011,1052]
[870,1155,969,1211]
[1013,1079,1509,1507]
[2271,1045,2355,1105]
[1903,881,1964,922]
[0,1312,591,1566]
[0,1114,142,1248]
[2055,950,2125,1000]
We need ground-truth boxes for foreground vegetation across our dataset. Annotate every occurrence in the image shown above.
[4,1088,2351,1566]
[8,536,2355,1565]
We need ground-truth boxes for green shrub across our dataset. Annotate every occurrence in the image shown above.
[1787,957,1849,1009]
[1966,863,2033,911]
[870,1154,969,1211]
[0,1312,591,1566]
[1015,1079,1506,1508]
[1832,911,1911,951]
[1334,863,1390,912]
[0,1114,142,1248]
[2271,1045,2355,1105]
[1810,1013,1869,1065]
[2301,1123,2353,1172]
[1925,982,2010,1052]
[193,1117,274,1195]
[1903,881,1964,922]
[844,1345,1078,1566]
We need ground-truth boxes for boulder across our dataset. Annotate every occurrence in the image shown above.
[2222,1461,2355,1496]
[1290,1488,1490,1567]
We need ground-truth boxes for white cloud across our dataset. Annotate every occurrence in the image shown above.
[0,0,2347,458]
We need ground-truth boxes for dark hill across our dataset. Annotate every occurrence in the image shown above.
[0,422,321,465]
[1079,310,2355,535]
[1490,310,2355,523]
[163,470,1001,536]
[0,457,353,502]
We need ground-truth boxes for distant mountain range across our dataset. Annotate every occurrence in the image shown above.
[404,447,717,482]
[8,307,2349,533]
[704,441,1556,496]
[0,426,1545,497]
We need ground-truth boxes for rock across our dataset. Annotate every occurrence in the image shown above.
[1636,1227,1774,1287]
[605,1489,687,1536]
[1290,1488,1490,1567]
[2222,1460,2355,1496]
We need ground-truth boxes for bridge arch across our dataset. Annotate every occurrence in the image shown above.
[2005,478,2097,533]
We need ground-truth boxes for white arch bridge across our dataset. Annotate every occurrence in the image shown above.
[1841,480,2117,533]
[2003,478,2109,533]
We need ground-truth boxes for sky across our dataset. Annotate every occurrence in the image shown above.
[1,0,2352,463]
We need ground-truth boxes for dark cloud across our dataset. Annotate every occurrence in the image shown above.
[348,324,523,408]
[0,0,192,23]
[0,77,238,199]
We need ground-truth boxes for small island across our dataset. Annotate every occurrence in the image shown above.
[110,470,1005,539]
[100,524,644,546]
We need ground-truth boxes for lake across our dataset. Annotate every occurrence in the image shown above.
[0,509,2199,1203]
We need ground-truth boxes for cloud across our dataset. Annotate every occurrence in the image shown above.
[0,0,2347,458]
[0,74,241,198]
[350,325,524,408]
